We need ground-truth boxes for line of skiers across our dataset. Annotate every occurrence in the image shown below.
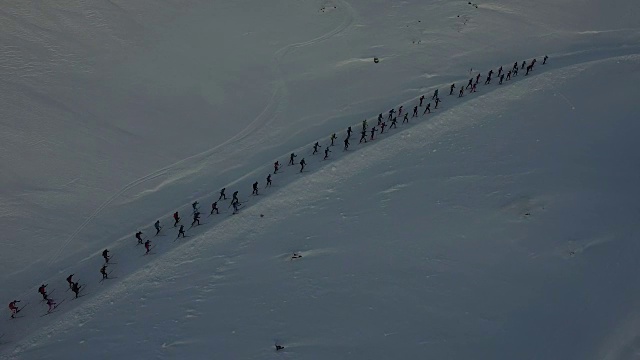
[8,55,548,321]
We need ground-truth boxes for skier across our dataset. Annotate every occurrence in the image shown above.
[458,88,464,97]
[291,252,302,259]
[9,300,20,318]
[288,153,296,165]
[100,264,108,279]
[273,161,280,174]
[359,130,367,143]
[499,73,505,84]
[488,69,494,78]
[102,249,110,263]
[380,121,387,134]
[525,64,532,75]
[330,133,337,146]
[38,284,48,301]
[154,220,162,235]
[513,66,518,76]
[191,211,200,226]
[252,181,259,195]
[324,147,331,160]
[346,126,352,139]
[475,73,481,84]
[387,108,395,120]
[46,298,56,313]
[435,98,441,109]
[266,174,272,187]
[71,282,81,299]
[390,117,398,128]
[377,113,383,125]
[275,345,285,351]
[521,60,526,69]
[362,119,368,131]
[343,137,350,151]
[135,231,144,245]
[513,61,518,71]
[144,240,151,254]
[449,83,455,95]
[484,74,492,85]
[397,106,403,116]
[497,66,503,77]
[210,201,219,215]
[423,102,431,115]
[412,105,418,117]
[471,83,477,93]
[370,126,377,140]
[173,211,180,227]
[419,95,425,106]
[232,191,239,204]
[192,201,199,213]
[543,55,548,64]
[312,142,321,155]
[403,113,409,123]
[506,70,512,81]
[66,274,74,289]
[432,89,439,100]
[466,78,473,89]
[299,158,306,173]
[218,188,226,200]
[177,225,186,238]
[231,200,240,214]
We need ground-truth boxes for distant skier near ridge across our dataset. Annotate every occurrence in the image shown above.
[543,55,548,64]
[252,181,259,195]
[377,113,383,126]
[484,74,492,85]
[488,69,494,78]
[499,73,505,84]
[100,265,108,279]
[136,231,144,245]
[466,78,473,89]
[402,113,408,123]
[173,211,180,227]
[299,158,306,173]
[274,161,280,174]
[419,95,425,106]
[388,108,395,120]
[423,102,431,115]
[525,64,532,75]
[9,300,20,318]
[521,60,526,69]
[324,147,331,160]
[330,133,337,146]
[370,126,377,140]
[513,61,518,71]
[359,130,367,143]
[471,83,477,93]
[210,201,219,215]
[232,191,239,205]
[66,274,74,289]
[449,83,455,95]
[497,66,503,77]
[154,220,162,235]
[71,282,81,298]
[313,142,321,155]
[344,137,350,150]
[232,200,240,214]
[347,126,353,139]
[191,211,200,226]
[102,249,110,264]
[219,188,226,201]
[144,240,152,254]
[192,201,199,213]
[506,70,511,81]
[266,174,272,187]
[412,106,418,117]
[432,89,439,100]
[362,119,368,131]
[46,298,56,313]
[288,153,296,165]
[475,73,481,84]
[390,117,398,128]
[513,66,518,76]
[380,121,387,134]
[435,97,441,109]
[177,225,186,238]
[459,88,464,97]
[38,284,48,301]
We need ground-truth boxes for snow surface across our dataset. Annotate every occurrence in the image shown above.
[1,0,640,359]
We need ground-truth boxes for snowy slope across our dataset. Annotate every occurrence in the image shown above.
[1,0,640,359]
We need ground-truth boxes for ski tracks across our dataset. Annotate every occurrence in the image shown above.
[47,1,357,267]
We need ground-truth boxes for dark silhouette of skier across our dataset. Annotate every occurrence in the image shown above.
[288,153,296,165]
[66,274,74,289]
[324,147,331,160]
[343,137,350,150]
[313,142,321,155]
[449,83,455,95]
[299,158,306,173]
[154,220,162,235]
[232,191,239,204]
[543,55,548,64]
[458,88,464,97]
[499,73,505,84]
[38,284,48,300]
[484,75,492,85]
[390,117,398,128]
[71,282,81,298]
[177,225,186,238]
[266,174,272,187]
[419,95,425,106]
[330,133,337,146]
[362,119,368,131]
[475,73,481,84]
[506,70,511,81]
[218,188,226,200]
[100,265,108,279]
[513,62,518,71]
[377,113,383,125]
[191,211,200,226]
[497,66,503,77]
[252,181,259,195]
[435,98,441,109]
[432,89,439,99]
[370,126,377,140]
[347,126,352,139]
[466,78,473,89]
[397,106,403,116]
[210,201,219,215]
[102,249,110,263]
[513,66,518,76]
[380,121,387,134]
[423,102,431,115]
[521,60,526,69]
[136,231,143,245]
[273,161,280,174]
[145,240,152,254]
[412,106,418,117]
[387,109,395,120]
[525,64,532,75]
[359,130,367,143]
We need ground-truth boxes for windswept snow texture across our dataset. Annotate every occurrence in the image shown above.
[1,0,640,359]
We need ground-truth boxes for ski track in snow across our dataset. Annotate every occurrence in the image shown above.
[46,0,356,267]
[5,46,640,357]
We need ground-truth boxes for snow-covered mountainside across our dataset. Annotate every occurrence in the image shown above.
[1,0,639,359]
